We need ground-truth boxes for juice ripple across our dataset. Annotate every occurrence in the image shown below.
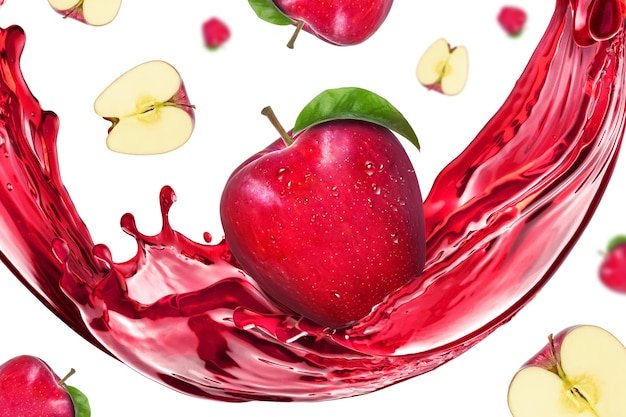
[0,0,624,402]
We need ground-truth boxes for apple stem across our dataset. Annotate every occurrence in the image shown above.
[261,106,293,146]
[287,20,305,49]
[548,334,566,379]
[58,368,76,386]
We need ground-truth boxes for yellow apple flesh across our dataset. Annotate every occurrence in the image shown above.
[94,60,195,155]
[48,0,122,26]
[416,38,469,96]
[508,325,626,417]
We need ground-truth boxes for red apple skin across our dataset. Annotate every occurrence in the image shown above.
[0,355,74,417]
[220,119,426,328]
[599,243,626,293]
[273,0,393,46]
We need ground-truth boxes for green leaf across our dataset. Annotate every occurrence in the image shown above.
[66,386,91,417]
[293,87,420,150]
[248,0,295,26]
[607,235,626,252]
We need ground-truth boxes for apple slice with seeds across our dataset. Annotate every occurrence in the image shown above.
[416,38,469,96]
[48,0,122,26]
[508,325,626,417]
[94,60,195,155]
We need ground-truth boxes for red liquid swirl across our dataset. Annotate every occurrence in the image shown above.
[0,0,624,402]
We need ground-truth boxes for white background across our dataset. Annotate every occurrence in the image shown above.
[0,1,625,416]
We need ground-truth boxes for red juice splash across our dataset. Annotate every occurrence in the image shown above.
[0,0,624,402]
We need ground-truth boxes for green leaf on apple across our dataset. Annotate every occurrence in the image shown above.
[607,235,626,252]
[293,87,421,150]
[248,0,295,26]
[66,385,91,417]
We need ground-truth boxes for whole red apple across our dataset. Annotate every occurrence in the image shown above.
[247,0,393,47]
[497,6,527,37]
[202,17,231,50]
[0,355,90,417]
[220,88,425,329]
[599,235,626,293]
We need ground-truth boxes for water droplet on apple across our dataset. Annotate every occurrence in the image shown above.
[331,291,341,299]
[391,233,400,244]
[276,167,290,180]
[6,183,12,191]
[364,161,375,176]
[330,186,339,198]
[372,184,382,195]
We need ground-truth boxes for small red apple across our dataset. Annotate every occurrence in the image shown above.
[599,235,626,293]
[220,87,425,329]
[202,17,231,50]
[497,6,527,37]
[0,355,90,417]
[247,0,393,48]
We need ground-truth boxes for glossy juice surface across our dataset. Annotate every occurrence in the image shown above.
[0,0,624,402]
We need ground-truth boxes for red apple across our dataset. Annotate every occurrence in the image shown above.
[247,0,393,48]
[508,325,626,417]
[497,6,527,37]
[203,17,231,50]
[599,235,626,293]
[220,87,425,328]
[0,355,90,417]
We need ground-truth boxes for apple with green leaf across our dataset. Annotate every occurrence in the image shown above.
[508,325,626,417]
[220,87,426,329]
[94,60,195,155]
[599,235,626,293]
[247,0,393,48]
[48,0,122,26]
[416,38,469,96]
[0,355,90,417]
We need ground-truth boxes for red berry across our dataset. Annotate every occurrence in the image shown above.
[599,237,626,293]
[497,6,527,36]
[203,17,230,50]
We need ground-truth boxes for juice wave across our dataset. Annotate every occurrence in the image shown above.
[0,0,624,402]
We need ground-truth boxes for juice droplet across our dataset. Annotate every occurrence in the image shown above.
[589,0,622,40]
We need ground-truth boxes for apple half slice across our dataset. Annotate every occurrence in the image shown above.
[94,60,195,155]
[48,0,122,26]
[416,38,469,96]
[508,325,626,417]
